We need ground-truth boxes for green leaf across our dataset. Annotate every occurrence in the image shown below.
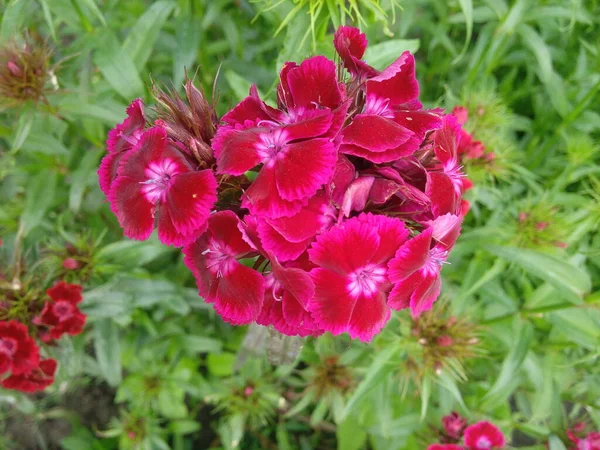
[364,40,420,70]
[276,422,293,450]
[481,321,534,409]
[39,0,56,40]
[178,335,223,354]
[73,0,106,27]
[169,419,201,435]
[69,149,102,213]
[94,319,122,387]
[224,70,253,102]
[452,0,473,63]
[337,414,367,450]
[96,240,171,267]
[11,112,33,152]
[122,0,176,70]
[173,17,202,87]
[486,245,591,303]
[420,375,431,419]
[207,353,236,377]
[19,170,57,236]
[340,342,400,420]
[94,33,144,101]
[1,0,30,41]
[548,435,568,450]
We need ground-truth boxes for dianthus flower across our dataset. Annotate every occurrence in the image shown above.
[428,445,465,450]
[98,26,468,340]
[0,320,39,376]
[2,358,57,393]
[35,281,86,341]
[463,421,506,449]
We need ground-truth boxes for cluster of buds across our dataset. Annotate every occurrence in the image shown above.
[429,412,506,449]
[98,26,469,342]
[515,205,568,249]
[451,106,495,165]
[406,302,480,378]
[0,281,85,392]
[567,423,600,450]
[0,35,52,108]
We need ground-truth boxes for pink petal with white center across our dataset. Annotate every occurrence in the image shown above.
[215,127,265,176]
[341,176,375,217]
[106,98,145,154]
[330,154,356,205]
[286,56,344,110]
[357,214,409,263]
[342,115,413,153]
[308,216,380,274]
[308,268,356,336]
[108,175,155,241]
[162,170,217,237]
[275,138,337,201]
[427,172,459,217]
[243,164,307,218]
[463,422,506,450]
[366,52,419,106]
[425,213,462,251]
[213,263,265,325]
[347,291,391,342]
[267,191,334,243]
[388,228,433,282]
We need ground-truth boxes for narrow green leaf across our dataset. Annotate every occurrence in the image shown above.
[19,170,57,236]
[364,39,421,70]
[481,321,533,409]
[337,414,367,450]
[94,319,122,386]
[96,240,171,267]
[38,0,56,40]
[73,0,106,26]
[69,149,102,213]
[224,70,253,102]
[276,422,293,450]
[11,112,33,152]
[452,0,473,63]
[548,435,568,450]
[94,33,144,101]
[341,343,400,420]
[420,376,431,419]
[173,17,201,87]
[122,0,176,70]
[486,245,591,302]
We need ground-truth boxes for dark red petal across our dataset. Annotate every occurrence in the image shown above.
[433,115,461,166]
[409,272,441,317]
[426,213,462,251]
[108,176,155,241]
[182,238,219,303]
[1,358,57,393]
[286,56,343,109]
[388,228,433,282]
[215,127,264,176]
[267,191,333,243]
[257,220,311,262]
[157,206,208,247]
[98,151,127,196]
[357,214,409,263]
[309,268,355,335]
[342,115,413,153]
[275,139,337,201]
[221,86,282,125]
[208,211,254,257]
[427,172,459,217]
[106,98,145,154]
[387,270,422,311]
[366,52,419,106]
[334,26,367,61]
[163,170,217,237]
[281,108,334,141]
[243,164,306,219]
[214,262,265,325]
[309,216,379,274]
[347,291,390,342]
[272,261,315,310]
[277,62,297,109]
[330,154,356,205]
[427,445,465,450]
[340,140,419,163]
[46,281,83,304]
[341,176,374,217]
[393,109,443,140]
[369,178,400,204]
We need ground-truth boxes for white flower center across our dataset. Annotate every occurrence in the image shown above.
[347,264,387,298]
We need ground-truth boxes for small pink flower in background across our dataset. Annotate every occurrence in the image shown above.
[452,106,469,125]
[567,423,600,450]
[442,411,468,440]
[463,421,506,449]
[1,358,57,393]
[0,320,40,376]
[35,281,86,340]
[62,257,80,270]
[109,126,217,246]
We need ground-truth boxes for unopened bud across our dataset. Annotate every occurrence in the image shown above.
[127,432,136,440]
[518,212,529,222]
[62,258,80,270]
[535,222,549,231]
[244,386,254,397]
[447,316,457,327]
[437,335,453,347]
[434,362,443,375]
[7,60,22,77]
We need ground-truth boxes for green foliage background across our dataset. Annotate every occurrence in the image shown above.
[0,0,599,449]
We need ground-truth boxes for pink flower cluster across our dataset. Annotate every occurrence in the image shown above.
[99,26,468,342]
[567,423,600,450]
[0,282,85,392]
[429,412,506,449]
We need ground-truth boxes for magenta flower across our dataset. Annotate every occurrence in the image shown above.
[443,411,468,440]
[98,99,145,196]
[388,213,462,316]
[256,258,322,337]
[308,213,409,341]
[463,421,506,449]
[108,126,217,246]
[340,51,443,163]
[183,211,265,325]
[333,26,377,78]
[0,320,40,376]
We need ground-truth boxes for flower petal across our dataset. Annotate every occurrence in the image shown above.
[309,268,356,336]
[257,220,311,262]
[357,213,409,263]
[366,52,419,106]
[347,291,391,342]
[342,115,413,153]
[108,175,155,241]
[409,271,441,316]
[275,138,337,201]
[215,127,264,176]
[388,228,433,282]
[106,98,145,154]
[286,56,343,109]
[214,262,265,325]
